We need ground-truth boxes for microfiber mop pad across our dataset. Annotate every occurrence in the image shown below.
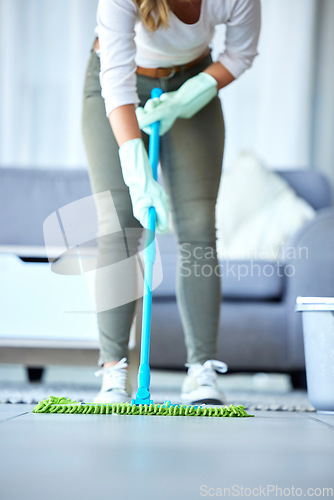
[32,396,253,417]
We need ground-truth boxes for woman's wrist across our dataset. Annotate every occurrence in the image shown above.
[203,62,235,90]
[108,104,141,147]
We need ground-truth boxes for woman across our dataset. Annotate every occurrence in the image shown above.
[82,0,261,405]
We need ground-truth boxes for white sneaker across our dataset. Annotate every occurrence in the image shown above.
[181,359,228,405]
[94,357,132,404]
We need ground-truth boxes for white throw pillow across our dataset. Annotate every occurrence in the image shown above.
[217,152,315,260]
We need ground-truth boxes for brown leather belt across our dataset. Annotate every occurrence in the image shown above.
[93,37,210,79]
[135,48,210,79]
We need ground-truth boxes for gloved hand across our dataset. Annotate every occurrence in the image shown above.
[136,72,218,136]
[119,138,169,233]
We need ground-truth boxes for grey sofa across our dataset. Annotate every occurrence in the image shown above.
[0,167,333,384]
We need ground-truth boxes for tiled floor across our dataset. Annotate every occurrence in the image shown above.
[1,365,334,500]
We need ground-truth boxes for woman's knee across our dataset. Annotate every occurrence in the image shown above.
[172,199,217,244]
[94,188,141,245]
[97,213,142,259]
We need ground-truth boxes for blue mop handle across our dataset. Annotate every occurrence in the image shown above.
[145,87,161,236]
[134,87,163,405]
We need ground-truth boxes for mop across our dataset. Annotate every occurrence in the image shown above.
[33,89,253,418]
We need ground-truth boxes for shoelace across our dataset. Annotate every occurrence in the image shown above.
[185,359,228,386]
[95,357,128,390]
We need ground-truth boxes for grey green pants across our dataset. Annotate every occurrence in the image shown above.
[82,46,225,365]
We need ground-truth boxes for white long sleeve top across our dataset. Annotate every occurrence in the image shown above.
[96,0,261,116]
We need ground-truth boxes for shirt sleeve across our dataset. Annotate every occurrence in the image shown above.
[96,0,139,116]
[218,0,261,79]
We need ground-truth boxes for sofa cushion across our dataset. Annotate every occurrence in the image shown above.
[219,259,285,300]
[154,257,285,300]
[0,167,92,246]
[155,235,285,300]
[217,152,316,260]
[278,170,332,210]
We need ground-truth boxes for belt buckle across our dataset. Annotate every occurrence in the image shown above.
[161,66,176,79]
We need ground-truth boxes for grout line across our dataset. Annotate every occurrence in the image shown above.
[0,411,30,424]
[299,412,334,431]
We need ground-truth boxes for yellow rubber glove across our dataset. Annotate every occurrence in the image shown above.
[136,73,218,136]
[119,138,169,233]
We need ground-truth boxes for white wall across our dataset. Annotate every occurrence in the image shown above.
[0,0,98,168]
[214,0,318,171]
[311,0,334,189]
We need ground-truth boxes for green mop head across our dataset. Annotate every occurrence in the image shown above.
[32,396,254,417]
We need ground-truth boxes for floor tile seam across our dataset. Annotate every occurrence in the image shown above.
[0,411,29,423]
[299,412,334,431]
